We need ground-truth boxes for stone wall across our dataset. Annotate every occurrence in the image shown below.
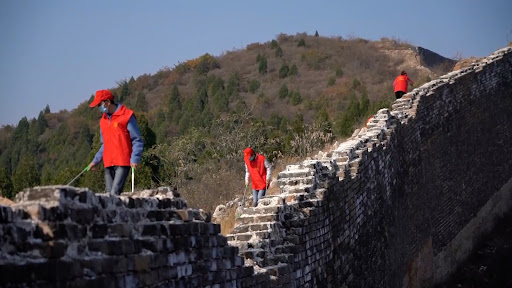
[0,187,260,287]
[1,46,511,287]
[227,46,512,287]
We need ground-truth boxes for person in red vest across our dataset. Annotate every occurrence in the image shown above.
[244,147,272,207]
[87,90,144,195]
[393,71,414,99]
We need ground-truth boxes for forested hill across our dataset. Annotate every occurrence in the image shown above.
[0,32,457,212]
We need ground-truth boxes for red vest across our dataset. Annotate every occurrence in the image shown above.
[100,105,134,167]
[245,154,267,190]
[394,75,410,93]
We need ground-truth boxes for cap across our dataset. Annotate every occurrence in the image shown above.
[244,147,254,158]
[89,90,114,107]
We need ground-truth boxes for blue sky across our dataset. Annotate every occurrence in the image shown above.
[1,0,511,126]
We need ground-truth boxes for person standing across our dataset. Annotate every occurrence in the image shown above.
[87,90,144,195]
[244,147,272,207]
[393,71,414,99]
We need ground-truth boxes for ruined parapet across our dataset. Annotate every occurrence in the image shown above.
[0,186,264,287]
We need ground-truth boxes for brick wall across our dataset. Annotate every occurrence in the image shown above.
[227,46,512,287]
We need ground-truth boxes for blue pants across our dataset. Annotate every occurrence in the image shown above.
[105,166,130,195]
[252,189,266,207]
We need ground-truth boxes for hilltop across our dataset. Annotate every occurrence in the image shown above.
[0,33,457,212]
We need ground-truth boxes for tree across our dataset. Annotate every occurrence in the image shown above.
[269,40,278,49]
[278,84,289,99]
[327,76,336,87]
[288,64,298,76]
[314,30,319,37]
[333,93,361,137]
[44,104,51,114]
[290,90,302,106]
[335,66,344,77]
[279,64,289,79]
[137,114,156,151]
[0,168,13,199]
[314,108,332,134]
[298,38,306,47]
[167,84,182,123]
[12,155,40,195]
[226,73,240,98]
[248,79,261,94]
[120,80,129,102]
[135,92,148,112]
[275,46,283,58]
[256,53,262,63]
[258,56,267,75]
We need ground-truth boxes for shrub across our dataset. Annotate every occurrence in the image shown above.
[288,64,298,76]
[279,64,289,79]
[335,66,344,77]
[248,79,261,93]
[278,84,289,99]
[327,76,336,87]
[297,38,306,47]
[275,46,283,58]
[257,53,264,63]
[258,56,267,74]
[269,39,278,49]
[290,90,302,106]
[352,78,361,89]
[256,93,272,107]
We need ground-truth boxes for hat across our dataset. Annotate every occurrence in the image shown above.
[244,147,254,158]
[89,90,114,107]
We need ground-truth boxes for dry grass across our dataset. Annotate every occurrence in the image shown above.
[0,196,14,206]
[219,205,237,235]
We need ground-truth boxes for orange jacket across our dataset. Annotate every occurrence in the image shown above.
[244,153,268,190]
[393,75,413,93]
[100,105,134,167]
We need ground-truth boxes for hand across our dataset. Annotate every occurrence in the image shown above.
[131,163,138,170]
[245,181,249,187]
[87,162,97,171]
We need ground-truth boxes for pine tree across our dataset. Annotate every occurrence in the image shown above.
[167,84,182,123]
[288,64,298,76]
[12,155,40,195]
[279,64,289,79]
[120,81,129,102]
[258,57,267,75]
[275,46,283,58]
[135,92,148,112]
[278,84,289,99]
[0,168,13,198]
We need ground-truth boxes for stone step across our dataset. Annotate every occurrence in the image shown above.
[277,176,314,187]
[231,222,283,234]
